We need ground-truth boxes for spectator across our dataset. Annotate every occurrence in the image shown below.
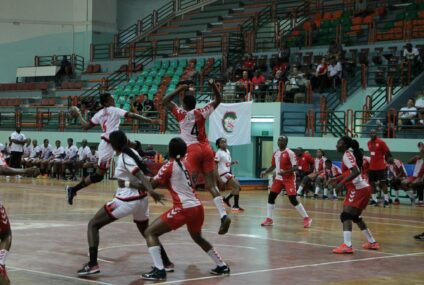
[242,53,256,77]
[60,55,73,77]
[141,97,156,117]
[328,40,343,59]
[417,109,424,126]
[327,57,342,89]
[415,91,424,110]
[314,58,329,93]
[403,43,421,63]
[277,41,291,63]
[285,67,307,103]
[77,139,91,177]
[236,71,252,101]
[10,127,26,168]
[251,69,266,101]
[398,98,418,127]
[272,70,284,91]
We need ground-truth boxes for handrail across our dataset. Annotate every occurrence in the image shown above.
[34,54,85,71]
[387,108,397,138]
[306,109,315,137]
[345,108,354,137]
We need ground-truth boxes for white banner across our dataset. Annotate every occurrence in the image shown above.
[208,101,252,146]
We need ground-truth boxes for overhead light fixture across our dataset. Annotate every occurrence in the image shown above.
[251,117,274,123]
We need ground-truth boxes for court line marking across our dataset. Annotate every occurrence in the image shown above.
[99,242,256,251]
[7,266,117,285]
[155,251,424,284]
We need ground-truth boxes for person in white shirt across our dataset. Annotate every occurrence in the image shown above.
[48,140,65,179]
[21,138,32,167]
[23,139,40,168]
[0,143,40,177]
[398,98,418,127]
[327,58,342,89]
[10,127,26,168]
[77,139,92,177]
[215,138,243,212]
[67,92,160,205]
[61,138,79,180]
[415,92,424,109]
[403,43,421,62]
[83,147,99,176]
[36,139,53,177]
[76,130,172,276]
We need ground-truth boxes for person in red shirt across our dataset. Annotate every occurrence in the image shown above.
[367,129,391,207]
[251,69,266,102]
[260,136,312,228]
[295,148,314,196]
[242,53,256,73]
[329,136,379,254]
[385,153,407,205]
[237,71,252,101]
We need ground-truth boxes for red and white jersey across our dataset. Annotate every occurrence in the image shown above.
[215,148,232,175]
[154,159,202,209]
[314,156,326,173]
[114,149,147,201]
[171,103,214,146]
[271,148,297,180]
[90,107,128,140]
[342,151,369,190]
[388,159,407,178]
[412,157,424,177]
[53,146,65,159]
[362,155,371,178]
[325,165,342,178]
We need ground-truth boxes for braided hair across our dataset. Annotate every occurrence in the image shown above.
[168,137,187,171]
[340,136,363,169]
[109,130,151,175]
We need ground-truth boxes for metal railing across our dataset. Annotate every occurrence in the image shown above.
[34,54,85,71]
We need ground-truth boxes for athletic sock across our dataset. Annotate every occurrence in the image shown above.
[323,188,328,196]
[295,203,309,218]
[314,186,320,195]
[297,185,304,195]
[233,195,240,208]
[207,248,226,267]
[159,244,171,266]
[0,249,8,266]
[72,180,87,193]
[362,229,376,243]
[384,193,389,202]
[225,194,234,201]
[343,231,352,247]
[394,190,399,199]
[333,189,337,197]
[371,193,378,202]
[148,246,164,270]
[213,196,227,218]
[267,203,274,219]
[89,247,98,266]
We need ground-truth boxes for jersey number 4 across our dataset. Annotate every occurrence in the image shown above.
[190,124,198,136]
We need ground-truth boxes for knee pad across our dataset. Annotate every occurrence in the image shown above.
[288,195,299,206]
[352,215,362,223]
[340,212,353,223]
[268,191,278,204]
[90,173,104,183]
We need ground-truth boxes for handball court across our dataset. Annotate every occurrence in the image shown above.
[1,177,424,285]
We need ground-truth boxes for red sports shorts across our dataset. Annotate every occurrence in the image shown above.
[160,205,204,234]
[186,143,215,174]
[271,176,296,196]
[343,185,372,210]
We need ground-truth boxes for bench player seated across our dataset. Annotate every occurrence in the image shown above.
[385,153,407,205]
[0,144,39,177]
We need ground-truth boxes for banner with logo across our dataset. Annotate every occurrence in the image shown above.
[208,101,252,146]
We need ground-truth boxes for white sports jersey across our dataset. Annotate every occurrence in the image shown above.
[342,151,369,190]
[154,159,201,209]
[65,145,78,160]
[88,151,99,163]
[30,145,41,158]
[23,144,33,157]
[53,146,65,159]
[171,103,214,145]
[272,148,297,180]
[114,149,147,200]
[90,106,128,140]
[215,149,232,175]
[10,131,26,152]
[78,146,91,161]
[40,144,53,160]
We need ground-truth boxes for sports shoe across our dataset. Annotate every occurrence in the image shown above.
[77,263,100,276]
[261,217,273,226]
[393,198,400,205]
[332,195,338,200]
[362,242,380,250]
[142,267,166,280]
[383,200,389,208]
[413,232,424,241]
[322,195,329,200]
[66,186,76,205]
[303,217,312,228]
[223,197,231,208]
[369,199,377,206]
[417,201,424,207]
[231,207,244,213]
[210,265,230,275]
[218,215,231,235]
[313,194,318,199]
[332,243,354,254]
[151,263,175,273]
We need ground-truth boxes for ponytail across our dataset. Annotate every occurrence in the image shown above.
[341,136,363,169]
[169,138,187,172]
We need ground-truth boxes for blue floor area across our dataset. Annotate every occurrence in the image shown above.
[238,177,268,186]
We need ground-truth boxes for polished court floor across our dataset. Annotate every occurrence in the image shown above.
[1,176,423,285]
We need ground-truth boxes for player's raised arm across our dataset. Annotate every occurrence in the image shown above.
[69,107,94,130]
[126,112,161,125]
[209,79,221,109]
[162,84,188,110]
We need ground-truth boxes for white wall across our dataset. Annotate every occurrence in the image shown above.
[117,0,169,31]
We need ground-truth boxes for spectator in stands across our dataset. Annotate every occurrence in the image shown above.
[77,139,91,177]
[62,138,79,181]
[314,58,329,93]
[328,57,342,89]
[328,40,343,59]
[285,67,307,103]
[251,69,266,102]
[398,98,418,127]
[10,128,26,168]
[242,53,256,77]
[60,55,73,77]
[271,70,284,91]
[417,109,424,126]
[403,43,421,64]
[141,97,156,117]
[278,41,291,63]
[415,91,424,110]
[236,71,252,101]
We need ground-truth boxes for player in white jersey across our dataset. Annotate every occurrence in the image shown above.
[330,136,379,254]
[67,93,160,205]
[142,137,229,281]
[61,138,79,180]
[76,139,92,177]
[215,138,243,212]
[48,140,65,179]
[323,159,342,200]
[35,139,53,177]
[163,79,231,235]
[77,130,173,276]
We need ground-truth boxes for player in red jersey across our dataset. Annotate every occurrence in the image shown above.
[142,138,229,281]
[0,200,11,285]
[322,159,342,200]
[294,148,314,196]
[385,153,407,205]
[367,129,391,207]
[330,136,379,254]
[67,93,159,205]
[260,136,312,228]
[162,79,231,235]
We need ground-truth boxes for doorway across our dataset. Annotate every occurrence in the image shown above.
[255,136,273,177]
